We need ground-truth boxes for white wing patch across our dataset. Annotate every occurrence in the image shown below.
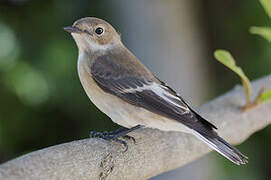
[121,82,190,112]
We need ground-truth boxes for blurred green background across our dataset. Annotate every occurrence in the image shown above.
[0,0,271,179]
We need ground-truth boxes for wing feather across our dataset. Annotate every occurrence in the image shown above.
[90,55,217,132]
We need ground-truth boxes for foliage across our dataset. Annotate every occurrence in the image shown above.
[250,0,271,43]
[214,50,251,104]
[250,26,271,42]
[260,0,271,18]
[214,0,271,109]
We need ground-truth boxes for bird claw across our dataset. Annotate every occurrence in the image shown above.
[90,132,129,152]
[122,135,136,144]
[89,125,141,152]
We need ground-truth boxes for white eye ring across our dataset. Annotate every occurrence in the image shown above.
[95,27,104,35]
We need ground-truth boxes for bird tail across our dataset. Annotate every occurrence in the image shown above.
[192,130,248,165]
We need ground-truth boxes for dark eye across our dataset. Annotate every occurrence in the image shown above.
[95,27,104,35]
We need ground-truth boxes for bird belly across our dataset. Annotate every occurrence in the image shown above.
[78,60,191,133]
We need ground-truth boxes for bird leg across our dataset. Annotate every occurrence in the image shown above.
[90,125,142,152]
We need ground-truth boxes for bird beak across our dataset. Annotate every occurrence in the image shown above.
[63,26,81,33]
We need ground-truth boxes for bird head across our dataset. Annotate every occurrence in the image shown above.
[64,17,121,53]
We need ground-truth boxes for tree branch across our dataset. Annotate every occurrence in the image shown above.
[1,75,271,180]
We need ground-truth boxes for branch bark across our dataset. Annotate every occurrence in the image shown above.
[1,75,271,180]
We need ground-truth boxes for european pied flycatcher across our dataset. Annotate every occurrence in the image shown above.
[64,17,248,165]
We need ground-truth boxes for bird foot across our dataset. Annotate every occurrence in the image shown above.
[90,125,141,152]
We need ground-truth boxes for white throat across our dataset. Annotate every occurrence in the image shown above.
[71,33,116,54]
[88,41,114,51]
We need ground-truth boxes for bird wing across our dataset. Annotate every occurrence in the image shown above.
[90,54,217,132]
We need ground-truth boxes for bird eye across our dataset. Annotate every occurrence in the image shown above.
[95,27,104,35]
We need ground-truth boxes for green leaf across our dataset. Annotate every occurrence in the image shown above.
[259,88,271,103]
[260,0,271,18]
[214,50,251,103]
[250,26,271,42]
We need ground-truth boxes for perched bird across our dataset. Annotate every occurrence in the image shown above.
[64,17,248,165]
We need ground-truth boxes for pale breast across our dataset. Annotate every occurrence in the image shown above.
[77,54,139,127]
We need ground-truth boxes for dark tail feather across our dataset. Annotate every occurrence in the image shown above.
[192,131,248,165]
